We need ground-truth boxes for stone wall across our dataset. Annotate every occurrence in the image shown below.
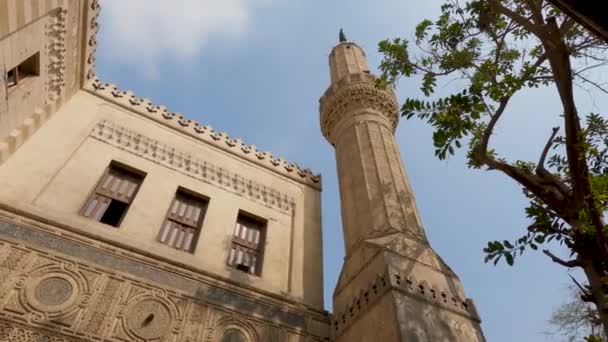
[0,0,84,163]
[0,90,325,310]
[0,214,329,342]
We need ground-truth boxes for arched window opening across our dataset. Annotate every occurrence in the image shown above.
[222,329,247,342]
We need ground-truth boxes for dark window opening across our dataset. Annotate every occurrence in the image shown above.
[7,69,16,87]
[99,200,128,227]
[6,52,40,91]
[81,163,145,228]
[222,329,246,342]
[236,264,250,273]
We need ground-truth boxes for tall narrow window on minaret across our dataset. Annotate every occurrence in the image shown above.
[158,189,208,253]
[227,213,265,275]
[80,163,145,227]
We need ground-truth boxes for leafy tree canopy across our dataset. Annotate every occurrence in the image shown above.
[378,0,608,334]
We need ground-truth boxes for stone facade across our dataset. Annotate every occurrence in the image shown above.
[0,0,486,341]
[0,1,329,341]
[319,42,485,341]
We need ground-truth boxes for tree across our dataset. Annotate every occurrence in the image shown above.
[377,0,608,335]
[548,285,606,341]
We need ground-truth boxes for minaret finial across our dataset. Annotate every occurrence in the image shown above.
[339,28,347,43]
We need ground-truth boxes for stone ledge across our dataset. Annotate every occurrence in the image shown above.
[331,269,481,336]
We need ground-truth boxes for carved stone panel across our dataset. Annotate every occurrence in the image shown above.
[0,220,330,342]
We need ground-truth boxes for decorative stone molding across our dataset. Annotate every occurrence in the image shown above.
[81,1,321,190]
[46,8,68,103]
[319,73,399,145]
[91,120,296,214]
[212,315,260,342]
[0,319,85,341]
[331,273,390,335]
[121,294,179,341]
[83,0,100,83]
[331,270,481,336]
[0,7,69,165]
[0,107,56,165]
[0,217,331,341]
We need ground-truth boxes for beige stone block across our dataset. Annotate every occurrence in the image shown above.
[0,142,9,163]
[33,108,46,127]
[7,128,23,152]
[22,118,35,138]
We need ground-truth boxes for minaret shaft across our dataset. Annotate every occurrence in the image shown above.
[320,38,485,342]
[333,112,426,254]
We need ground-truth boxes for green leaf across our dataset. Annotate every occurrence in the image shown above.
[505,253,514,266]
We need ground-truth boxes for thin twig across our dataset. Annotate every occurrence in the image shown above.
[575,74,608,96]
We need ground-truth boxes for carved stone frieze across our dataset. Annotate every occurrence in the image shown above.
[319,73,399,145]
[46,8,68,103]
[0,318,85,342]
[331,268,480,336]
[83,0,100,83]
[0,218,330,342]
[91,120,296,214]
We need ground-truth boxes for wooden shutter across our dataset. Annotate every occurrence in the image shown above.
[81,193,111,220]
[80,165,144,226]
[96,168,141,204]
[167,195,205,227]
[159,220,198,252]
[159,191,206,253]
[229,216,264,275]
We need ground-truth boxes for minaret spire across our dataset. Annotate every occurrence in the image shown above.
[339,28,347,42]
[319,37,485,342]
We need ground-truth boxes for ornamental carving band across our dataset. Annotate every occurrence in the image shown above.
[319,79,399,144]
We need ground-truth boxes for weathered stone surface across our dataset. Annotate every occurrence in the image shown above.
[320,41,485,341]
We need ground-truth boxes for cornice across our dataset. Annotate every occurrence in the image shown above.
[331,270,480,337]
[80,0,321,190]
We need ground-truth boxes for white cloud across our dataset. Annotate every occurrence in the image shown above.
[100,0,269,78]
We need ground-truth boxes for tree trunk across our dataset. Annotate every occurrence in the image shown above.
[583,263,608,338]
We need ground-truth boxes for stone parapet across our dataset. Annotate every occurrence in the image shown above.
[80,0,321,190]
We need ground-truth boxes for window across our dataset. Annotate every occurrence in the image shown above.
[80,163,144,227]
[158,189,207,253]
[227,213,265,275]
[6,52,39,91]
[222,329,246,342]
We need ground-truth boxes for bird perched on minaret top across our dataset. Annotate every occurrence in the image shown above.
[339,29,347,42]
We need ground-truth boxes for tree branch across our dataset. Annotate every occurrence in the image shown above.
[559,17,575,37]
[523,0,544,25]
[489,0,548,40]
[569,274,595,303]
[575,74,608,96]
[543,249,581,268]
[537,126,559,170]
[535,127,570,198]
[472,98,568,213]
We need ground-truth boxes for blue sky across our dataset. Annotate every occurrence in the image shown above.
[96,1,608,341]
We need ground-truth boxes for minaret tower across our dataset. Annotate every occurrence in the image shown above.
[319,32,486,341]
